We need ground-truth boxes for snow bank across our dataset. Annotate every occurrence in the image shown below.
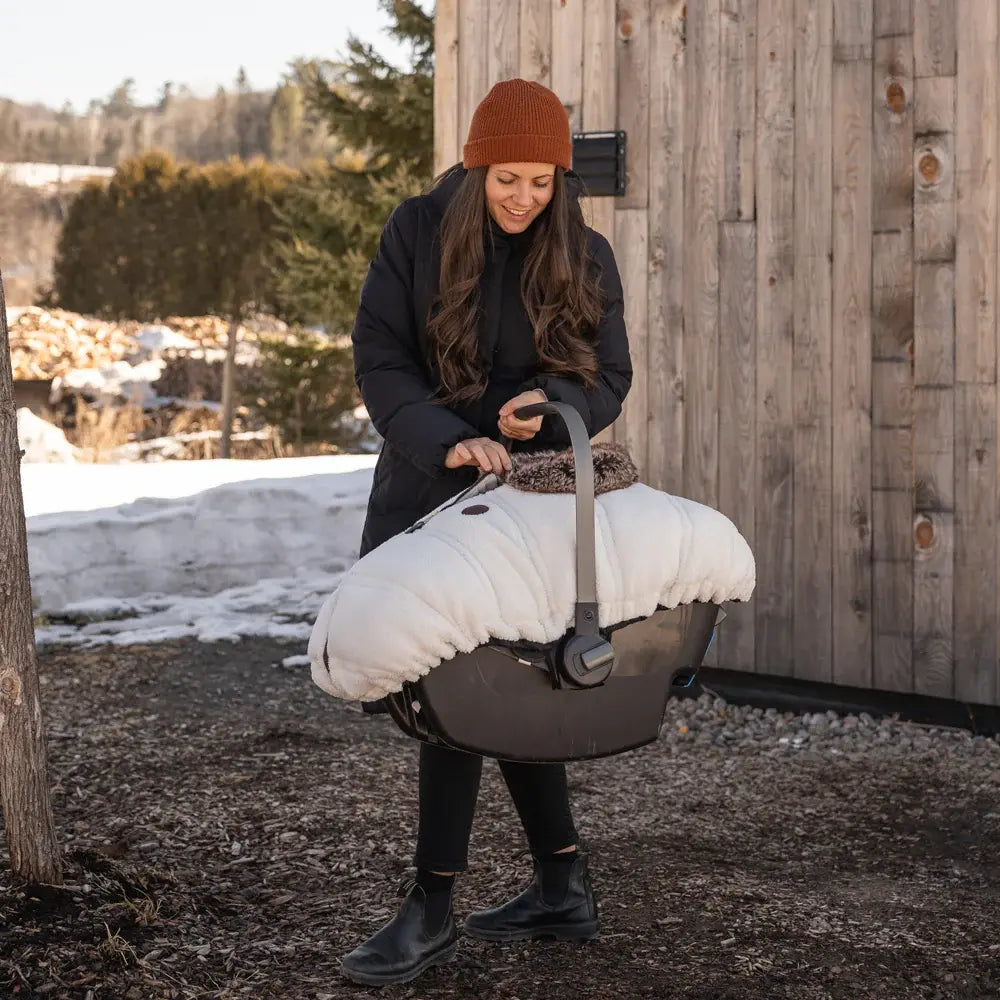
[24,456,376,613]
[58,358,167,407]
[17,408,79,463]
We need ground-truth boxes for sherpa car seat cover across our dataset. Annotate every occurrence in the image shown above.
[309,445,756,703]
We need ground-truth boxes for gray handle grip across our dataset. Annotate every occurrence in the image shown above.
[513,402,598,635]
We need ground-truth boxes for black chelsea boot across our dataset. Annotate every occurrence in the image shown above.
[463,851,599,942]
[340,880,460,986]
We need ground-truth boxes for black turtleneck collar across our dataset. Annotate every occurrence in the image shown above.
[487,212,540,251]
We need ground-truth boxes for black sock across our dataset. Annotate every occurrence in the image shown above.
[536,850,578,904]
[415,869,455,930]
[416,869,457,893]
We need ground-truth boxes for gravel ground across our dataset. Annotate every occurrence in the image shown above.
[1,636,999,1000]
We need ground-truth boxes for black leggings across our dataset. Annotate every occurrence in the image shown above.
[414,742,579,872]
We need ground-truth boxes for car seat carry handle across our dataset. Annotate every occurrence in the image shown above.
[513,402,614,688]
[513,401,595,614]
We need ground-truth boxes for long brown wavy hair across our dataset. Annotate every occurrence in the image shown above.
[425,166,605,406]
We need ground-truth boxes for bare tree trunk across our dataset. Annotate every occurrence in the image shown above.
[219,318,240,459]
[0,270,62,885]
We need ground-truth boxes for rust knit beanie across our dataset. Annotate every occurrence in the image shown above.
[463,78,572,170]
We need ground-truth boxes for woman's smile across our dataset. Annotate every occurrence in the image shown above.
[485,162,556,232]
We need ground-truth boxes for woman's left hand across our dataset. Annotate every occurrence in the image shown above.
[498,389,547,440]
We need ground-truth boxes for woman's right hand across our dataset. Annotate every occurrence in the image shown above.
[445,437,512,475]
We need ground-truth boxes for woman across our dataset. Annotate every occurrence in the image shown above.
[341,78,632,987]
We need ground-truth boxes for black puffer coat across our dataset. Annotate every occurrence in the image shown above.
[352,165,633,558]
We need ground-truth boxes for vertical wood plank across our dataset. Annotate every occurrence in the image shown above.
[581,0,617,446]
[459,0,490,143]
[955,384,997,704]
[721,0,757,222]
[793,0,833,683]
[872,489,913,691]
[581,0,617,245]
[913,70,956,698]
[955,5,998,385]
[992,0,1000,712]
[871,233,914,693]
[615,208,650,474]
[434,0,460,175]
[831,2,873,689]
[616,0,650,210]
[913,264,955,385]
[913,381,954,697]
[754,0,795,675]
[683,0,721,511]
[489,0,521,85]
[955,1,999,705]
[913,0,957,78]
[552,0,585,131]
[871,21,914,694]
[646,0,686,493]
[914,78,955,263]
[872,34,913,234]
[612,1,648,465]
[719,222,757,671]
[520,0,552,85]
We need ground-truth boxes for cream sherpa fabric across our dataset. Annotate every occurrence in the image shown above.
[309,460,756,703]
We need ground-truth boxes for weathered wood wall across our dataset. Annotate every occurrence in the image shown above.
[435,0,1000,707]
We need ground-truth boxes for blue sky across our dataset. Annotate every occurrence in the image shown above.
[3,0,418,111]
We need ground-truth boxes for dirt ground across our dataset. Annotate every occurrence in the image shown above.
[2,637,999,1000]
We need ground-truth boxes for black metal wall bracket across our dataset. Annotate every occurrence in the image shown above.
[571,130,627,197]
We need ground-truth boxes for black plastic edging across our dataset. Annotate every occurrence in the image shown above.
[677,667,1000,737]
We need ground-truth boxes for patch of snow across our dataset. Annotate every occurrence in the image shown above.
[109,428,270,463]
[59,358,167,407]
[0,162,114,188]
[17,408,79,463]
[133,325,199,355]
[35,570,347,648]
[24,456,377,617]
[22,454,376,517]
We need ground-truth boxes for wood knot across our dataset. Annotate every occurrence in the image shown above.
[618,12,634,40]
[886,81,906,113]
[0,671,23,706]
[768,275,776,286]
[914,516,934,549]
[918,152,939,184]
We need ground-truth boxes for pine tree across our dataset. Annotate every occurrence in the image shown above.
[268,82,308,166]
[271,0,434,334]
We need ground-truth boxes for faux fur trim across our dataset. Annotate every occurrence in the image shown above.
[505,443,639,496]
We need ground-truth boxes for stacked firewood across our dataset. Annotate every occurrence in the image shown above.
[8,308,143,379]
[8,307,287,381]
